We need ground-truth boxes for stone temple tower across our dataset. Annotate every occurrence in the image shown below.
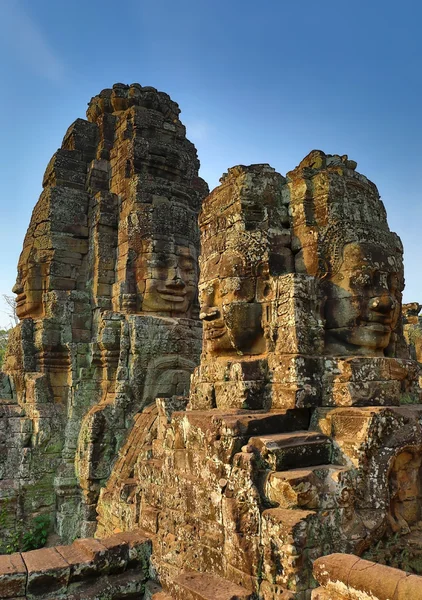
[116,155,421,599]
[0,83,208,544]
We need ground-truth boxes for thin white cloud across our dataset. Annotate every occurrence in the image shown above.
[0,0,65,83]
[185,120,210,142]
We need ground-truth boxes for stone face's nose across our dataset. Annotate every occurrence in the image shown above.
[12,280,23,295]
[369,292,395,313]
[167,266,185,288]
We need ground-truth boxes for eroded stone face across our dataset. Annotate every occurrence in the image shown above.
[324,241,403,356]
[199,249,264,355]
[286,149,406,358]
[389,447,422,532]
[12,250,46,320]
[1,82,207,544]
[198,165,287,357]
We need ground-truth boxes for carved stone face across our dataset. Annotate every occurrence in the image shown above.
[324,242,402,356]
[141,244,197,315]
[199,250,264,355]
[12,250,46,320]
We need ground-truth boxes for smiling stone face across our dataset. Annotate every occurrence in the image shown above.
[199,249,264,355]
[142,244,198,315]
[286,150,407,359]
[12,250,46,320]
[324,241,403,356]
[197,164,288,357]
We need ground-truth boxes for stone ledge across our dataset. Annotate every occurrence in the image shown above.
[170,572,254,600]
[0,553,27,599]
[313,553,422,600]
[0,530,152,599]
[23,547,70,598]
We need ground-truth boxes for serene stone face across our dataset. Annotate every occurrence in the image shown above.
[2,83,207,544]
[199,249,264,355]
[389,448,422,531]
[197,165,287,358]
[324,241,403,356]
[142,244,198,315]
[12,250,47,319]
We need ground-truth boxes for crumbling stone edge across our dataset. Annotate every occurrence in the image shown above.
[312,553,422,600]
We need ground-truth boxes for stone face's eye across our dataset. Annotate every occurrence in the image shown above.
[388,273,399,292]
[180,259,194,273]
[350,272,370,288]
[152,254,170,269]
[220,253,245,278]
[378,272,389,290]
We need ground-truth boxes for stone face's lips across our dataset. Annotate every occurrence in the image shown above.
[360,321,391,333]
[15,294,26,307]
[200,308,219,321]
[367,313,393,325]
[206,328,226,340]
[157,289,187,302]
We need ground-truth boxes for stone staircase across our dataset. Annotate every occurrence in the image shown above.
[146,572,254,600]
[244,416,347,596]
[133,405,347,599]
[135,402,422,598]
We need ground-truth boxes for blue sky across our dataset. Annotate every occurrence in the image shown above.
[0,0,421,327]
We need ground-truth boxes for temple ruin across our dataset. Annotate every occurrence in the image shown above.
[0,84,421,599]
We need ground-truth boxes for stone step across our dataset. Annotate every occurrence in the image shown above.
[145,580,174,599]
[262,508,317,592]
[248,431,332,470]
[219,408,311,437]
[264,464,347,509]
[262,507,316,533]
[175,408,310,442]
[169,572,253,600]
